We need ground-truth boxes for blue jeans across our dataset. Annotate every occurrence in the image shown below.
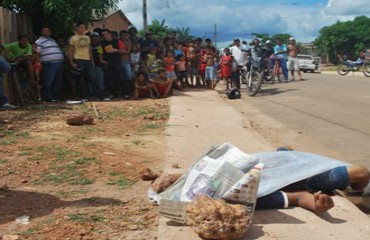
[121,60,133,91]
[280,59,288,80]
[41,61,63,101]
[92,65,104,93]
[0,56,11,105]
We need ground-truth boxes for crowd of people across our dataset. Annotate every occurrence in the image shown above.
[0,23,305,109]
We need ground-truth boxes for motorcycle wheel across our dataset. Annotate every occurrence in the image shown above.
[362,63,370,77]
[337,64,350,76]
[246,71,262,96]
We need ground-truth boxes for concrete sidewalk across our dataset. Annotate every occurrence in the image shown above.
[158,89,370,240]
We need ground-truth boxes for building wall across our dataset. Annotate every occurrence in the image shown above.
[89,11,131,33]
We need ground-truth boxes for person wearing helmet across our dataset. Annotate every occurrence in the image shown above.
[287,37,303,81]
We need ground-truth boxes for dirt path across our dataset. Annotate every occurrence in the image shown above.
[0,100,169,239]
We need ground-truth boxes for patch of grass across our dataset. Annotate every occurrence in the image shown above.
[107,177,134,189]
[67,213,88,223]
[109,171,121,176]
[132,140,142,146]
[2,130,16,136]
[0,138,16,145]
[67,213,106,223]
[19,227,39,235]
[27,156,43,161]
[16,132,32,139]
[75,157,96,165]
[18,151,31,156]
[86,126,105,133]
[36,146,82,162]
[142,122,159,129]
[56,188,89,198]
[0,158,8,163]
[39,163,94,186]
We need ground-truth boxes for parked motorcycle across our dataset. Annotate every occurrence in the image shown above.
[337,59,370,77]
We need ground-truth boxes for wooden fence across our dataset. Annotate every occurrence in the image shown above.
[0,7,33,102]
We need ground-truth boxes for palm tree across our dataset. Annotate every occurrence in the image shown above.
[176,27,194,41]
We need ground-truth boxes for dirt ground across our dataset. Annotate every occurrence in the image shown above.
[0,99,169,240]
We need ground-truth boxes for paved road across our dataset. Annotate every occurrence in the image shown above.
[229,72,370,168]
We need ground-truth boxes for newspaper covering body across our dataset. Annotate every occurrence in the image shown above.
[155,143,262,219]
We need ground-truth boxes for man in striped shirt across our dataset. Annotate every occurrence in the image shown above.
[36,26,64,102]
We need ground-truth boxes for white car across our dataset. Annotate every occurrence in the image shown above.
[297,54,316,73]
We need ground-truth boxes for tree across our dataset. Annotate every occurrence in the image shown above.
[137,19,170,39]
[0,0,119,37]
[314,16,370,63]
[175,27,194,42]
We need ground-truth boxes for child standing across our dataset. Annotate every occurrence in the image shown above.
[219,47,233,90]
[130,44,141,79]
[175,54,188,88]
[163,50,183,90]
[144,47,158,79]
[187,49,201,87]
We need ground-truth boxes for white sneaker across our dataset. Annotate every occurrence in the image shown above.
[81,98,89,102]
[103,97,111,101]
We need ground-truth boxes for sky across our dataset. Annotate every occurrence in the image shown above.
[118,0,370,47]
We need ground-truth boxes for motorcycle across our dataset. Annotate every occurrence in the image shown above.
[337,59,370,77]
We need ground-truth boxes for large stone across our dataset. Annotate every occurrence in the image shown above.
[151,173,182,193]
[65,112,94,125]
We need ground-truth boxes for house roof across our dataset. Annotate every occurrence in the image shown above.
[92,9,132,25]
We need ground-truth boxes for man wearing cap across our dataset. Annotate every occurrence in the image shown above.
[287,37,303,81]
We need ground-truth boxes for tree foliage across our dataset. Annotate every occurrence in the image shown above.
[314,16,370,61]
[0,0,119,38]
[138,19,170,39]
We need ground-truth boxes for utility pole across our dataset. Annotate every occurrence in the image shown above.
[143,0,148,32]
[214,23,217,49]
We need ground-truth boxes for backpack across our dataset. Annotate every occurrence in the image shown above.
[226,89,241,99]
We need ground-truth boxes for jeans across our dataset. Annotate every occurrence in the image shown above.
[92,65,104,93]
[0,56,11,105]
[105,62,130,97]
[280,59,288,80]
[41,61,63,101]
[74,59,103,99]
[121,60,133,91]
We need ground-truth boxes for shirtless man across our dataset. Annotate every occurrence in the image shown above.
[287,37,303,81]
[119,30,133,84]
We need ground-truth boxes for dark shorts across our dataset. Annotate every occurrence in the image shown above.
[256,166,349,210]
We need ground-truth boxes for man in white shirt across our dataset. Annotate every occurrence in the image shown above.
[36,26,64,101]
[229,38,249,66]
